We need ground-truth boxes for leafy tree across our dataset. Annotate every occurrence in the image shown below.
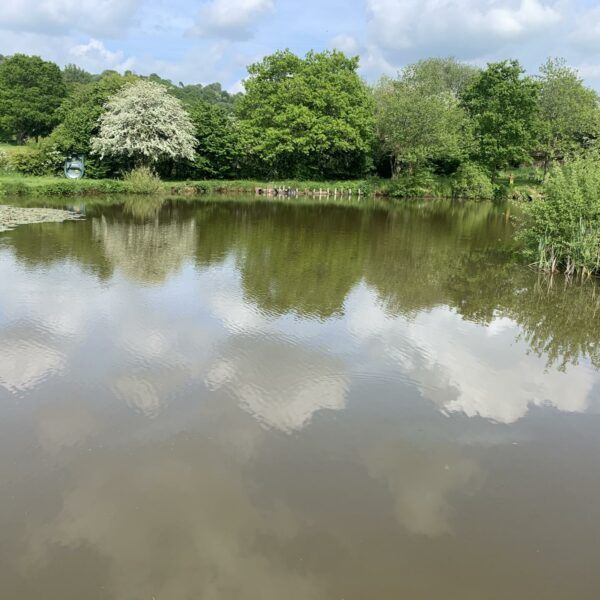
[49,72,137,177]
[373,65,471,176]
[461,60,540,173]
[238,49,374,179]
[0,54,67,144]
[91,80,196,168]
[62,63,95,88]
[402,57,479,97]
[190,101,242,178]
[144,73,240,110]
[537,58,600,175]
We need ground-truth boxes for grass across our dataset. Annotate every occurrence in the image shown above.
[0,174,127,196]
[0,167,543,199]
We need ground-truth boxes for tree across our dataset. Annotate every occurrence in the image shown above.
[461,60,540,173]
[402,57,479,97]
[62,64,95,88]
[373,64,471,176]
[0,54,67,144]
[190,101,242,178]
[91,80,196,168]
[50,72,137,177]
[537,58,600,175]
[237,50,374,179]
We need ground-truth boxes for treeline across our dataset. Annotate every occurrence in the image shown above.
[0,50,599,189]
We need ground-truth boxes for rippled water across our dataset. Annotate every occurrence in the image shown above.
[1,195,599,599]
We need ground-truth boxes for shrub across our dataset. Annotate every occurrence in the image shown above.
[0,149,8,173]
[8,148,47,175]
[7,142,63,176]
[382,169,437,198]
[451,163,494,199]
[517,157,600,276]
[123,166,163,194]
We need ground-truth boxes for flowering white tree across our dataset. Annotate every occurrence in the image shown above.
[91,80,196,167]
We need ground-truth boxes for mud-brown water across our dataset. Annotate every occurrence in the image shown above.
[1,196,599,599]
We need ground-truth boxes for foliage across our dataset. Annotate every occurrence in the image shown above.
[0,54,67,144]
[238,50,374,179]
[402,57,480,97]
[144,74,241,110]
[378,169,453,198]
[462,60,540,173]
[92,81,196,168]
[537,58,600,174]
[123,167,163,194]
[451,163,494,199]
[7,144,61,176]
[50,72,137,177]
[518,156,600,276]
[62,64,95,88]
[373,62,471,176]
[189,101,242,178]
[0,149,8,173]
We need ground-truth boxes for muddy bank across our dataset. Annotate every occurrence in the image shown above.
[0,205,82,232]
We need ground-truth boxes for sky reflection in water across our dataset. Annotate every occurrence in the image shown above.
[0,197,599,600]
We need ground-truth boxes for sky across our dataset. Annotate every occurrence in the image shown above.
[1,0,600,91]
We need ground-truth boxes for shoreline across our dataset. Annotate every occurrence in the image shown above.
[0,175,538,200]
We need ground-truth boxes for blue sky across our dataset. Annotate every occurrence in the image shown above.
[1,0,600,90]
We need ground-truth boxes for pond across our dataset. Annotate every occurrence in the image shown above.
[0,195,599,599]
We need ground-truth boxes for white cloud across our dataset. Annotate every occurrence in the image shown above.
[0,0,141,37]
[192,0,275,40]
[331,34,360,55]
[69,39,135,72]
[366,0,562,60]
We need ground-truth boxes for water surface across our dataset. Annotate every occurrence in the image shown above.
[1,196,599,599]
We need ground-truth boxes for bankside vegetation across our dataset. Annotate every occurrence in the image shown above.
[519,156,600,277]
[1,51,600,274]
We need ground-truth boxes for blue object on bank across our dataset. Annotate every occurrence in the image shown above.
[64,154,85,179]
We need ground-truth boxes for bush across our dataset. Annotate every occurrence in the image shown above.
[123,166,163,194]
[7,142,63,176]
[0,149,8,172]
[451,163,494,199]
[382,169,438,198]
[517,157,600,276]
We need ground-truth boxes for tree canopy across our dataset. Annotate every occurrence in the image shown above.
[190,101,242,178]
[373,62,471,176]
[91,80,196,167]
[461,60,541,173]
[537,58,600,173]
[238,49,374,179]
[0,54,67,144]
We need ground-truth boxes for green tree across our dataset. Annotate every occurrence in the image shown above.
[373,66,471,176]
[62,63,95,88]
[0,54,67,144]
[238,49,374,179]
[461,60,540,174]
[537,58,600,175]
[91,80,196,168]
[402,57,479,97]
[190,101,242,178]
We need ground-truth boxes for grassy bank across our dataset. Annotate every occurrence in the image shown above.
[0,175,376,198]
[0,168,541,199]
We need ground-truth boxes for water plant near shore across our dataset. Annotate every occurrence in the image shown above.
[518,157,600,277]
